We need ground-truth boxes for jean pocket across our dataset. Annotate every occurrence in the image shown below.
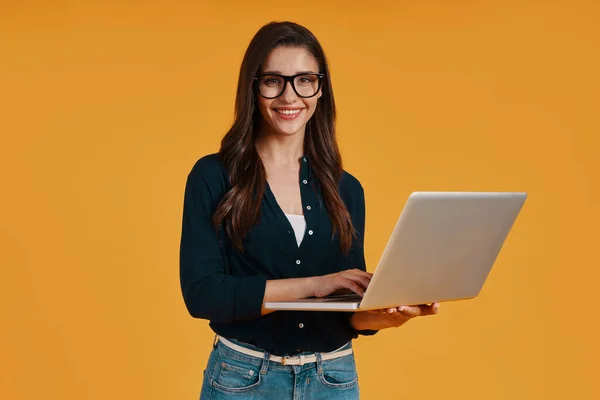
[318,357,359,389]
[210,358,262,393]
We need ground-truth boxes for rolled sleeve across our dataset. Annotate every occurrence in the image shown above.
[179,173,266,323]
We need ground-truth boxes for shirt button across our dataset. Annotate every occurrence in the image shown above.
[306,206,311,211]
[299,323,304,328]
[303,179,308,184]
[308,230,313,235]
[296,259,301,265]
[302,157,307,162]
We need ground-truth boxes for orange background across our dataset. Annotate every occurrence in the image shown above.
[1,1,599,399]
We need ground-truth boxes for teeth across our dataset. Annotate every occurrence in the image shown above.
[277,109,301,115]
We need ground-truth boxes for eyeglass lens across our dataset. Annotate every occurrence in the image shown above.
[257,74,321,98]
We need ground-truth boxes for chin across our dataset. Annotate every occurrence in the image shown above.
[269,118,307,136]
[275,125,304,136]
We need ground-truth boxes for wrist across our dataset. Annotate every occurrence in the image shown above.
[303,276,317,298]
[350,312,373,331]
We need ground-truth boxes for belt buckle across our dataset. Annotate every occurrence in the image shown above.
[281,356,301,366]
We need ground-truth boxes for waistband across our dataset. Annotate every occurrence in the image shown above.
[215,335,353,366]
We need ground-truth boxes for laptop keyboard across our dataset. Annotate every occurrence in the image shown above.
[321,293,363,301]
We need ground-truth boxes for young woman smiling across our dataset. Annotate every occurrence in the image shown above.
[179,21,439,400]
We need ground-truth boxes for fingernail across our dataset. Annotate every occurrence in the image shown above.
[399,306,407,312]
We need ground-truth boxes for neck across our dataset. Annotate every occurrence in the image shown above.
[255,125,305,166]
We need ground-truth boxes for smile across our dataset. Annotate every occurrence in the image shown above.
[276,109,303,115]
[274,108,304,120]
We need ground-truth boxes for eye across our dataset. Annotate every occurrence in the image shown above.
[295,75,318,86]
[260,76,283,87]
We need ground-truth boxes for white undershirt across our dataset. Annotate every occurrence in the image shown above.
[285,213,306,247]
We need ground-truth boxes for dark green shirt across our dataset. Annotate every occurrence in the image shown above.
[179,153,377,356]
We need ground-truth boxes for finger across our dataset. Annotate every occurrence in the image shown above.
[370,308,396,314]
[418,303,440,316]
[399,303,440,317]
[341,280,367,296]
[397,305,422,318]
[348,269,374,279]
[342,273,372,290]
[343,271,373,287]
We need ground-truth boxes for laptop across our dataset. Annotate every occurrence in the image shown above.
[263,191,527,312]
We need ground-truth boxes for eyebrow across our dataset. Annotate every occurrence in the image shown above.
[261,70,318,75]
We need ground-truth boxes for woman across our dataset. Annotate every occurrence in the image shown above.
[179,21,439,399]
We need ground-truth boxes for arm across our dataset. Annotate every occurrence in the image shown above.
[350,311,380,331]
[179,173,268,323]
[351,304,440,330]
[260,278,314,316]
[261,270,372,316]
[180,172,369,322]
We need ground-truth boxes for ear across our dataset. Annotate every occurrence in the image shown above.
[316,88,323,99]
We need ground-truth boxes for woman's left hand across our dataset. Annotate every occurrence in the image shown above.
[350,303,440,331]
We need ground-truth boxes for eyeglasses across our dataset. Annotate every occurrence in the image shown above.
[254,73,324,99]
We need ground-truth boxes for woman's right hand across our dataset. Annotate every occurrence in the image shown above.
[310,269,373,298]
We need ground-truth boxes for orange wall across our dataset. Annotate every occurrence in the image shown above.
[1,1,599,399]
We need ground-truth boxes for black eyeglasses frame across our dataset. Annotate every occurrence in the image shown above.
[253,73,325,99]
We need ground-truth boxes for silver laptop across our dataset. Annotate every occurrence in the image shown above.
[264,191,527,312]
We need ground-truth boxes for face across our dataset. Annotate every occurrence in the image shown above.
[256,46,322,137]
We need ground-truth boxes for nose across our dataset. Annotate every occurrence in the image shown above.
[280,79,299,102]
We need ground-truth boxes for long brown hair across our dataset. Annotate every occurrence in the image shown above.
[213,21,356,255]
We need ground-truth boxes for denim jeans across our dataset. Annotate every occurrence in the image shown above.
[199,337,360,399]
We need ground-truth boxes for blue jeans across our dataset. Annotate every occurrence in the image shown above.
[200,337,360,399]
